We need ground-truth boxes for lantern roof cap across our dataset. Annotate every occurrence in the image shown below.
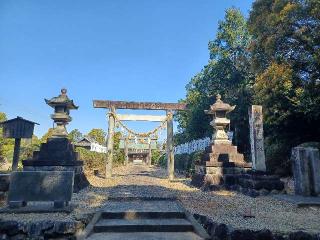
[45,88,78,109]
[0,116,39,126]
[205,94,235,114]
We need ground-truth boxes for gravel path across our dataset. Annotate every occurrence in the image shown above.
[1,164,320,234]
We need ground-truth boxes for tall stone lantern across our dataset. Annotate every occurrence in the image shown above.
[23,89,89,192]
[204,94,235,145]
[191,94,251,187]
[45,88,78,137]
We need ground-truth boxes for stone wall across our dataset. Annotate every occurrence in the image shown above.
[0,217,91,240]
[194,213,320,240]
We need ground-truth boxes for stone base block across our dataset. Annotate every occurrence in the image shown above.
[191,173,238,188]
[23,165,89,193]
[192,165,284,197]
[238,173,284,191]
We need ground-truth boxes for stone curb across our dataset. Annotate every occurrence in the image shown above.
[0,219,87,239]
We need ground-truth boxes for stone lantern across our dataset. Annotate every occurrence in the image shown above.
[23,89,89,192]
[191,95,284,194]
[45,88,78,137]
[204,94,235,145]
[191,94,251,187]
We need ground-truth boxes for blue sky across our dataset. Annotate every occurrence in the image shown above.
[0,0,253,139]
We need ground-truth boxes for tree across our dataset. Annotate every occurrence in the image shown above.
[20,135,41,160]
[175,8,253,157]
[87,128,106,145]
[113,131,125,165]
[68,129,83,143]
[0,112,7,164]
[40,128,54,143]
[248,0,320,173]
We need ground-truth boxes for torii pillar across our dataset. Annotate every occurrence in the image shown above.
[106,106,116,178]
[166,111,174,180]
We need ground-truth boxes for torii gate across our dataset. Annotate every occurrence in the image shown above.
[93,100,187,180]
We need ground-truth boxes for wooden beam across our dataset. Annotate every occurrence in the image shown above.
[117,114,166,122]
[93,100,187,110]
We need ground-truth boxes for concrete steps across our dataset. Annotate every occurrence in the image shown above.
[101,210,186,219]
[83,200,210,240]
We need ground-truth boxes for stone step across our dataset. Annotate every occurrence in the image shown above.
[93,218,194,233]
[101,211,185,219]
[101,200,184,215]
[87,232,204,240]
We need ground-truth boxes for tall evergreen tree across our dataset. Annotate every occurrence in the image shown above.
[176,8,253,157]
[248,0,320,172]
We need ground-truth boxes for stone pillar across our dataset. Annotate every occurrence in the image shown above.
[249,105,266,172]
[124,137,129,165]
[12,138,21,171]
[166,111,174,180]
[105,107,116,178]
[291,147,320,196]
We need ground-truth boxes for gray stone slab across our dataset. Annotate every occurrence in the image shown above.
[87,232,203,240]
[8,171,74,204]
[273,194,320,207]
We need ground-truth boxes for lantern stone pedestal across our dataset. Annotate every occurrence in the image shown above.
[23,137,89,192]
[191,143,252,188]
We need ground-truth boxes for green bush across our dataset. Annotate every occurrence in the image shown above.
[265,138,292,176]
[76,147,106,172]
[151,150,162,165]
[157,154,167,167]
[113,149,125,165]
[173,151,204,175]
[76,147,126,173]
